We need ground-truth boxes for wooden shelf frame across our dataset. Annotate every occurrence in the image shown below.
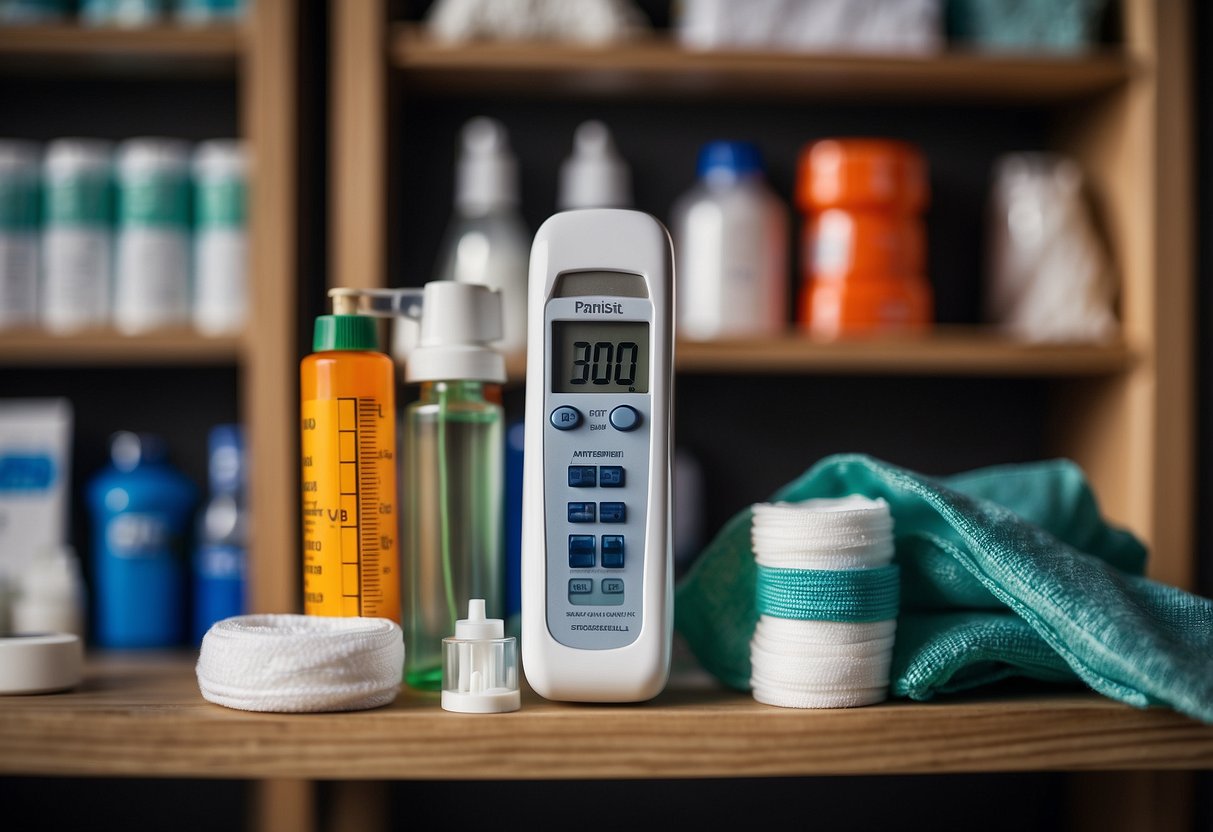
[0,329,242,366]
[0,22,244,74]
[391,23,1133,102]
[3,655,1211,781]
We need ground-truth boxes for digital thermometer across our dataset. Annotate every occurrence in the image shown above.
[521,208,675,703]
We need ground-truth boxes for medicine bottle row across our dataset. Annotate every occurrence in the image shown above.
[0,137,248,336]
[0,0,246,26]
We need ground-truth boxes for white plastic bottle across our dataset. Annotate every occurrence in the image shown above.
[671,140,789,340]
[114,138,191,334]
[429,117,529,361]
[191,140,248,336]
[0,140,40,331]
[41,139,114,333]
[558,120,632,211]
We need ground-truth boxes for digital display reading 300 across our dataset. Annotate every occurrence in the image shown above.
[551,321,650,394]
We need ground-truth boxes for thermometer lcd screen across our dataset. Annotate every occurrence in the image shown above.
[552,321,650,394]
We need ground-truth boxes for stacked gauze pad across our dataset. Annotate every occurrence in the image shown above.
[749,496,899,708]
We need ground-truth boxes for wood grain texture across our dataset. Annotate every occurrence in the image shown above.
[242,0,298,615]
[391,24,1131,102]
[0,329,241,365]
[0,23,242,74]
[1,654,1210,780]
[330,0,386,291]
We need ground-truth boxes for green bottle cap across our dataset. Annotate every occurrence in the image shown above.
[313,314,378,352]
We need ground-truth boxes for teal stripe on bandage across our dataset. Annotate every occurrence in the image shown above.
[756,564,900,622]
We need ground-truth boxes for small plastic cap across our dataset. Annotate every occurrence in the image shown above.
[116,137,191,175]
[558,120,632,210]
[192,139,247,179]
[111,432,166,471]
[455,117,519,212]
[405,282,507,383]
[312,314,379,352]
[455,599,504,641]
[44,138,113,174]
[697,140,763,181]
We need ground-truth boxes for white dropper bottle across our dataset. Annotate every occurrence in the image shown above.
[427,117,530,362]
[558,120,633,210]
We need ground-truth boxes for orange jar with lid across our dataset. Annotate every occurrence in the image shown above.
[796,139,933,338]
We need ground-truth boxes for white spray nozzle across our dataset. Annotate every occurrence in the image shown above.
[454,598,504,641]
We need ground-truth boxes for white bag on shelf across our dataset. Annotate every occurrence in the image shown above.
[675,0,943,54]
[984,153,1119,343]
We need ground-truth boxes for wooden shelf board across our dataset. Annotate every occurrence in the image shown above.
[0,328,242,366]
[1,653,1209,780]
[392,24,1132,102]
[0,23,244,74]
[504,331,1134,382]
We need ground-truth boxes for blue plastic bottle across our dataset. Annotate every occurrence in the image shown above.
[191,424,247,644]
[87,431,197,648]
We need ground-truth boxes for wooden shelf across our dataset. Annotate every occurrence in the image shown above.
[0,23,243,75]
[0,328,242,366]
[1,653,1210,780]
[502,330,1135,382]
[391,24,1132,102]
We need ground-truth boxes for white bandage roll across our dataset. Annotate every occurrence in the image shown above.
[196,614,404,713]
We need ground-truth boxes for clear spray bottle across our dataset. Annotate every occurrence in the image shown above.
[400,281,505,690]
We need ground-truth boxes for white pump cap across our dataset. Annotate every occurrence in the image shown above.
[404,281,507,384]
[455,117,519,213]
[442,599,520,714]
[558,120,632,210]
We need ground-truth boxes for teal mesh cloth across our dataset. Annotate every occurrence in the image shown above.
[674,453,1213,723]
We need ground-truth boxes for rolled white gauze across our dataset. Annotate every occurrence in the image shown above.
[196,614,404,713]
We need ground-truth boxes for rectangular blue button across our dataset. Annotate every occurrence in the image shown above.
[568,535,595,568]
[599,466,624,487]
[568,466,596,487]
[602,579,624,595]
[599,502,626,523]
[567,502,596,523]
[569,579,593,595]
[601,535,624,568]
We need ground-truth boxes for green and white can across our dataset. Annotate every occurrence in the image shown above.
[114,138,191,334]
[41,139,114,333]
[191,139,247,336]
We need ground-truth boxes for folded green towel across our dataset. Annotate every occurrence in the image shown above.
[674,453,1213,723]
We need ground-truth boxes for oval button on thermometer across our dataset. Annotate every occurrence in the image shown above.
[549,405,582,430]
[609,405,640,431]
[521,208,675,704]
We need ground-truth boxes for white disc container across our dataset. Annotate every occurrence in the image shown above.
[114,138,191,334]
[41,139,114,333]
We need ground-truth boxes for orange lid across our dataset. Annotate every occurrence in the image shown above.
[796,139,928,212]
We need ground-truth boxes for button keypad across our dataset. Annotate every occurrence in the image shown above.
[562,461,630,603]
